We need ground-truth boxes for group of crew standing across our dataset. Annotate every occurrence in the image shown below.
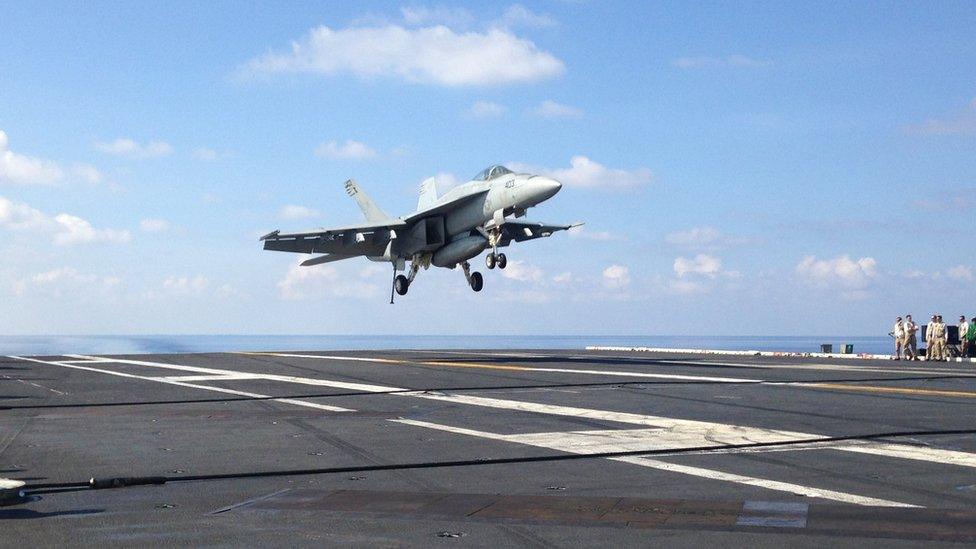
[891,315,975,360]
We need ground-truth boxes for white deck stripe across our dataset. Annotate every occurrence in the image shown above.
[251,351,762,383]
[611,456,915,507]
[392,419,915,507]
[20,355,976,474]
[8,356,352,412]
[157,374,266,382]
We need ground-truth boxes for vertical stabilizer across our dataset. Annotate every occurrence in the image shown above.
[344,179,391,222]
[417,177,439,212]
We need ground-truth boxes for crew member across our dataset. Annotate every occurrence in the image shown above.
[967,317,976,359]
[926,315,937,359]
[903,315,919,360]
[959,315,970,358]
[930,315,947,361]
[891,317,905,360]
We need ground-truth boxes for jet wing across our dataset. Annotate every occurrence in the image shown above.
[497,220,583,245]
[261,219,407,255]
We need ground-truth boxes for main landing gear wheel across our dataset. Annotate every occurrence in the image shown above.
[394,274,409,296]
[469,271,483,292]
[485,253,496,269]
[496,253,507,269]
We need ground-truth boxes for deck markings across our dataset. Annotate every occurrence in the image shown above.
[8,356,352,412]
[804,382,976,399]
[392,418,915,508]
[12,353,976,507]
[246,351,763,383]
[248,351,976,400]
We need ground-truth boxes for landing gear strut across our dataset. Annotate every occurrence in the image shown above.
[460,261,483,292]
[485,228,506,270]
[390,258,423,303]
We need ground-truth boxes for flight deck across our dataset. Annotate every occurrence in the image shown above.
[3,348,976,546]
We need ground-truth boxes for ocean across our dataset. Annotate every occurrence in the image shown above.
[0,335,894,356]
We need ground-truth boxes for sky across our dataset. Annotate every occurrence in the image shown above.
[1,1,974,336]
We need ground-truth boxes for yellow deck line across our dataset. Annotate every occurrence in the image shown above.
[805,383,976,399]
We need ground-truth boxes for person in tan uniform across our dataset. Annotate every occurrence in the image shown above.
[926,315,936,357]
[891,317,905,360]
[930,315,947,361]
[939,315,950,360]
[903,315,919,360]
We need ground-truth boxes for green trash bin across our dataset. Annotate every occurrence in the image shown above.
[841,344,854,354]
[820,344,833,353]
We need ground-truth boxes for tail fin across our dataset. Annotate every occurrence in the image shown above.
[344,179,391,222]
[417,177,439,211]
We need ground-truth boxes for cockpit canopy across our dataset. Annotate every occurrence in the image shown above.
[472,165,513,181]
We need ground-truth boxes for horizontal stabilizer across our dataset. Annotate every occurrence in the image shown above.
[495,219,581,245]
[301,254,355,267]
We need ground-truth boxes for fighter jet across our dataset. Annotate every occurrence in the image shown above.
[261,165,579,302]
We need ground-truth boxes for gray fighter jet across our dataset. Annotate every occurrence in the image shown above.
[261,165,578,301]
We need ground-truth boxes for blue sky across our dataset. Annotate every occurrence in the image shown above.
[1,1,974,336]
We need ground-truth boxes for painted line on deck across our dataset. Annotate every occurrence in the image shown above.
[804,383,976,399]
[16,354,976,485]
[245,351,976,399]
[8,356,353,412]
[244,351,763,383]
[392,418,915,508]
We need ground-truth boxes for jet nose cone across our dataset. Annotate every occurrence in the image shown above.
[534,177,562,201]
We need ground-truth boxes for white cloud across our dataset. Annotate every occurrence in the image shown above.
[904,98,976,136]
[665,226,750,250]
[531,100,582,119]
[668,279,706,295]
[674,254,723,278]
[511,156,652,190]
[602,264,630,290]
[315,139,377,160]
[552,271,573,284]
[278,260,380,300]
[0,196,130,245]
[71,163,103,184]
[0,130,64,185]
[468,100,507,119]
[795,255,877,289]
[143,275,240,300]
[672,54,772,69]
[139,218,170,233]
[568,225,619,241]
[501,260,544,282]
[52,214,131,245]
[245,24,564,86]
[193,147,218,160]
[162,275,210,296]
[495,4,557,29]
[94,138,173,158]
[14,267,120,298]
[279,204,320,220]
[400,6,474,28]
[948,265,974,281]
